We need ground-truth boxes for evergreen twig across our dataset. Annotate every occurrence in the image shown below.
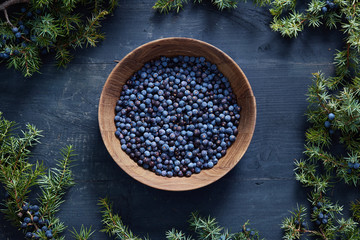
[99,198,263,240]
[0,112,92,239]
[98,197,143,240]
[70,225,96,240]
[267,0,360,237]
[153,0,238,13]
[0,1,118,77]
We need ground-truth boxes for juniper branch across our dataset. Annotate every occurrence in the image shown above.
[70,225,96,240]
[0,112,84,239]
[99,197,143,240]
[153,0,238,13]
[165,229,193,240]
[99,199,263,240]
[0,0,117,77]
[37,145,76,220]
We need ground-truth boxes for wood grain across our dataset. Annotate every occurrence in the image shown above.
[98,37,256,191]
[0,1,349,239]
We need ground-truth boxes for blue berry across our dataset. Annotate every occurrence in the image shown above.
[324,121,331,128]
[33,216,39,223]
[322,6,328,13]
[45,230,53,238]
[162,144,169,151]
[200,133,207,139]
[38,219,44,225]
[15,32,22,38]
[328,113,335,120]
[25,232,32,238]
[12,27,18,33]
[354,163,360,169]
[22,203,29,211]
[301,221,307,228]
[115,130,121,137]
[24,217,31,223]
[32,205,39,212]
[21,222,28,228]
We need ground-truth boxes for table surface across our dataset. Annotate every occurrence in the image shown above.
[1,1,358,239]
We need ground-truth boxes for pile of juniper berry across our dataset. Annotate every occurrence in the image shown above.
[114,55,241,177]
[19,203,53,239]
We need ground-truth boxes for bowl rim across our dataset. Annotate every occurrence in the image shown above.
[98,37,256,191]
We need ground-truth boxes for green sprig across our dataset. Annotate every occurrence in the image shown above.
[70,225,96,240]
[0,0,117,77]
[99,197,143,240]
[99,198,262,240]
[153,0,238,13]
[165,229,194,240]
[0,112,92,239]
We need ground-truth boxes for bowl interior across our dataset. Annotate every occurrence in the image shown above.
[99,38,256,191]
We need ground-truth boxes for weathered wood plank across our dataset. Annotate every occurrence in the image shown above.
[0,0,356,239]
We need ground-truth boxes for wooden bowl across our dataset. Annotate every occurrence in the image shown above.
[98,37,256,191]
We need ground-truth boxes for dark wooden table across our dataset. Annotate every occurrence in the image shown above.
[1,1,356,239]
